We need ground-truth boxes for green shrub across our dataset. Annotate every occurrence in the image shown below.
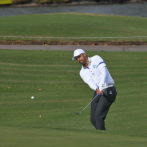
[12,0,32,4]
[37,0,52,4]
[34,0,68,4]
[12,0,70,4]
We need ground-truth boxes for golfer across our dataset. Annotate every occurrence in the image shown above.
[72,49,117,130]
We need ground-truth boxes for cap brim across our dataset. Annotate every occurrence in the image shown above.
[72,57,75,60]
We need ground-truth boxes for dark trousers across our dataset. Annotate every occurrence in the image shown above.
[90,86,117,130]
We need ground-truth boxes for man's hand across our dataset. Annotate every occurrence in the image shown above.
[96,88,103,95]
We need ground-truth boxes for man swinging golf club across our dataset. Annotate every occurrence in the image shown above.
[72,49,117,130]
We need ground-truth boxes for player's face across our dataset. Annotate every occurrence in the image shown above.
[75,53,87,65]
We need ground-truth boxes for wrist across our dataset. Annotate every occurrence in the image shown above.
[96,88,99,94]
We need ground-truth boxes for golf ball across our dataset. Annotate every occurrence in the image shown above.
[31,96,34,99]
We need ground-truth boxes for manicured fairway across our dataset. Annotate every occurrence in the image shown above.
[0,13,147,42]
[0,49,147,146]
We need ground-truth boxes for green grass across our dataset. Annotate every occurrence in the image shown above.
[0,13,147,42]
[0,49,147,146]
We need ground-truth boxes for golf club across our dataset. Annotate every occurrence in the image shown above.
[74,93,99,115]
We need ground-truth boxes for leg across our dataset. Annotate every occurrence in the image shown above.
[95,96,111,130]
[95,86,117,130]
[90,92,99,129]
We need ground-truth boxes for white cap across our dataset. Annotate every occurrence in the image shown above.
[72,49,85,60]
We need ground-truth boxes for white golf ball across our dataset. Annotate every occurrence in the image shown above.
[31,96,34,99]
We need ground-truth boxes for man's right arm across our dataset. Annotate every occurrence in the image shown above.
[80,71,98,91]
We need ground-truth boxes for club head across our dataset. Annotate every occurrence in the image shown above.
[74,112,79,114]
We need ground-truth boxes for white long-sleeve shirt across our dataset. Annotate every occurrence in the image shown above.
[80,55,115,91]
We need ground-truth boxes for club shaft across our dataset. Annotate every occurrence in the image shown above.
[78,93,99,114]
